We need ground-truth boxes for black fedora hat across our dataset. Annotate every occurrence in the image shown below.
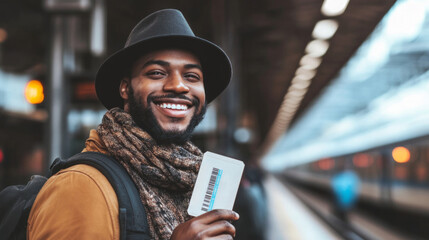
[95,9,232,109]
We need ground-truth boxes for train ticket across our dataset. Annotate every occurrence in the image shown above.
[187,151,245,217]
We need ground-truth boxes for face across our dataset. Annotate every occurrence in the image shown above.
[120,49,206,143]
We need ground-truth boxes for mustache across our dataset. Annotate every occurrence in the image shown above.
[147,93,200,106]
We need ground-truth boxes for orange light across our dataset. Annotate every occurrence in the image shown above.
[0,28,7,43]
[25,80,44,104]
[75,82,97,100]
[353,153,373,168]
[318,158,335,170]
[392,146,410,163]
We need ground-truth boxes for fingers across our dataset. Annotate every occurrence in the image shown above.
[171,210,239,240]
[210,234,234,240]
[199,219,236,238]
[198,209,240,224]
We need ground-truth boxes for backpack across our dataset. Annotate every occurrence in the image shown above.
[0,151,151,240]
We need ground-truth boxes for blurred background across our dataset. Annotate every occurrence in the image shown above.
[1,0,429,239]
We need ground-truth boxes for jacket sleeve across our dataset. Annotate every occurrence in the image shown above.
[27,164,120,240]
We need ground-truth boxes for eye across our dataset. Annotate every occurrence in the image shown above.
[146,70,166,79]
[184,72,201,82]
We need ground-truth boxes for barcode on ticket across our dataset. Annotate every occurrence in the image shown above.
[201,167,223,212]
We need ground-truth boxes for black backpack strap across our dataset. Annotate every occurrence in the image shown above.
[51,152,151,240]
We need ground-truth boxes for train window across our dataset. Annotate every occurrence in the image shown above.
[415,163,427,183]
[389,145,429,187]
[426,147,429,164]
[335,157,346,171]
[311,161,319,172]
[317,158,335,172]
[394,165,408,181]
[353,153,373,168]
[351,152,381,181]
[411,145,429,186]
[368,152,379,181]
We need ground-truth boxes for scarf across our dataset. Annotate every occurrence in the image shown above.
[96,107,203,239]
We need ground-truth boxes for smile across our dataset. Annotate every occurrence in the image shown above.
[157,103,189,110]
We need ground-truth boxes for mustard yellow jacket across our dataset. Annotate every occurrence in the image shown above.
[28,130,120,239]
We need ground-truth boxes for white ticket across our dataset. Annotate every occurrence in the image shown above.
[188,151,245,217]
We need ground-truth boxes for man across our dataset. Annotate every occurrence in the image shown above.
[28,9,239,239]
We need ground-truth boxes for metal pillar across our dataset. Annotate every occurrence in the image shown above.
[211,0,241,158]
[47,16,67,164]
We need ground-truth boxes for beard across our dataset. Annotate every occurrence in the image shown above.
[127,87,207,145]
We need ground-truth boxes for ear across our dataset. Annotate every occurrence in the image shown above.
[119,78,130,100]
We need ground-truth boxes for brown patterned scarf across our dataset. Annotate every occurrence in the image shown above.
[96,107,203,239]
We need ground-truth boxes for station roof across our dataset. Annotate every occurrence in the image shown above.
[263,0,429,170]
[0,0,396,158]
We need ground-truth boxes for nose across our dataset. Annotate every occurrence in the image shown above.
[163,72,190,93]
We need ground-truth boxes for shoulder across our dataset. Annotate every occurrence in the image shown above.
[55,163,113,187]
[38,164,118,208]
[28,164,120,240]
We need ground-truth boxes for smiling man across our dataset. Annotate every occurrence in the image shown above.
[28,9,238,240]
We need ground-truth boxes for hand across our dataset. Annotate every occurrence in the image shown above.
[170,209,239,240]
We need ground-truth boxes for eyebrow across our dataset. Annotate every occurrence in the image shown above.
[142,60,169,68]
[184,63,203,71]
[142,60,203,71]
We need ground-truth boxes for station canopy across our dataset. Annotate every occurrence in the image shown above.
[263,0,429,171]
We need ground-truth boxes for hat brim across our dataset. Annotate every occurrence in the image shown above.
[95,35,232,109]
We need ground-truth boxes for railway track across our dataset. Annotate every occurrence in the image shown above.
[280,176,424,240]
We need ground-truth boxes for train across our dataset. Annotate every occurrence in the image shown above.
[283,135,429,214]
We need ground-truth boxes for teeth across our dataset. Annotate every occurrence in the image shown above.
[159,103,188,110]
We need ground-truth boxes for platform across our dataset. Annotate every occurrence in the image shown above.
[264,175,341,240]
